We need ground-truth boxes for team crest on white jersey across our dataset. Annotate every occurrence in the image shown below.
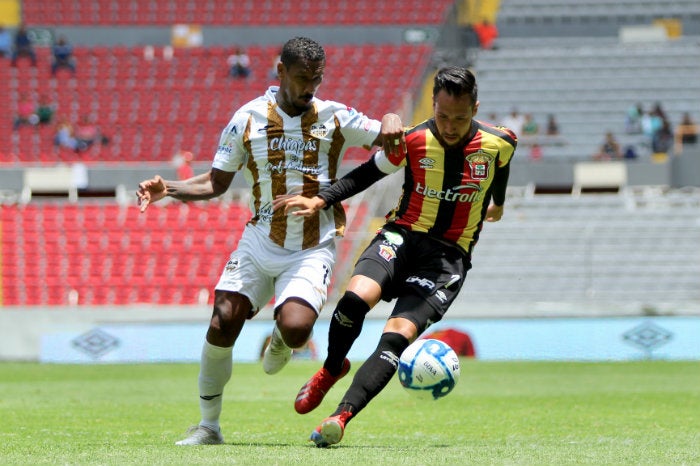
[310,123,329,139]
[465,150,494,180]
[224,258,239,272]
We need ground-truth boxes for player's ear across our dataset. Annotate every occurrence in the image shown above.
[472,100,480,117]
[276,61,285,80]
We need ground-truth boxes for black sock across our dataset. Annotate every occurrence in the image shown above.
[332,332,410,421]
[324,291,370,376]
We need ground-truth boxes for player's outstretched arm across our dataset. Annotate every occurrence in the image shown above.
[137,168,235,213]
[274,153,390,217]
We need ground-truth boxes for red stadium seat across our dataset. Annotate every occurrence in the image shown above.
[1,202,252,305]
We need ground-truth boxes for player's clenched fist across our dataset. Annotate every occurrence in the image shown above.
[136,175,167,212]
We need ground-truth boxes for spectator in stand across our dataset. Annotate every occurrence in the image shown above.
[520,114,539,150]
[13,93,38,129]
[35,94,56,125]
[625,103,644,134]
[227,47,251,79]
[546,114,560,136]
[641,108,662,146]
[653,119,674,155]
[74,114,109,149]
[623,145,638,160]
[51,35,76,76]
[522,113,539,136]
[0,26,11,58]
[529,143,543,161]
[502,108,525,137]
[641,102,673,154]
[651,102,669,123]
[54,117,83,152]
[10,23,36,67]
[593,131,622,160]
[174,151,195,180]
[473,19,499,50]
[676,112,698,148]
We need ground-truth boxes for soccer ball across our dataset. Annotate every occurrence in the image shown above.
[398,338,460,400]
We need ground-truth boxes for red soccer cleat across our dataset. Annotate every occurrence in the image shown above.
[294,358,351,414]
[309,410,353,447]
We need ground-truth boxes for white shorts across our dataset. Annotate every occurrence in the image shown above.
[214,224,336,316]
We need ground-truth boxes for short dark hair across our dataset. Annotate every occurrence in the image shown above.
[433,66,478,104]
[280,36,325,68]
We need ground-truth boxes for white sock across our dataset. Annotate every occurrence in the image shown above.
[271,323,289,348]
[197,340,233,431]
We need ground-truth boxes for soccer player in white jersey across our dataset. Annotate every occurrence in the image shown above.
[136,36,404,445]
[136,37,404,445]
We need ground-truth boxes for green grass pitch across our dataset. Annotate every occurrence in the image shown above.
[1,360,699,465]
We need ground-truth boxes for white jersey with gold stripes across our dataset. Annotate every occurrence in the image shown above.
[212,86,381,251]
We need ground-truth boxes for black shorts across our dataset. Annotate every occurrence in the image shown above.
[353,224,472,334]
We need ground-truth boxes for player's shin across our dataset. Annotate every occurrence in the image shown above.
[324,291,370,375]
[198,341,233,430]
[334,331,409,417]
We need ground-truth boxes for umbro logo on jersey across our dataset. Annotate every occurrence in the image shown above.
[418,157,435,169]
[258,124,274,133]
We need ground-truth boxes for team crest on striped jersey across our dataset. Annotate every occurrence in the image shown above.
[224,258,239,271]
[378,244,396,262]
[465,150,494,180]
[310,123,329,138]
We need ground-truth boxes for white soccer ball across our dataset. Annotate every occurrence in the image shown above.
[398,338,461,400]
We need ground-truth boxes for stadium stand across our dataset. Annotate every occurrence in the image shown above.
[2,43,431,163]
[497,0,700,37]
[466,188,700,306]
[20,0,455,26]
[474,37,700,161]
[0,202,246,305]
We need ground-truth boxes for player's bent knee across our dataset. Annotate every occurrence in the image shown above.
[277,323,314,348]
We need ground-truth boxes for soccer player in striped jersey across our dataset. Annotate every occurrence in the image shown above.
[136,36,404,446]
[276,66,517,447]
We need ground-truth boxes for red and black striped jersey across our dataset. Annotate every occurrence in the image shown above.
[374,119,517,254]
